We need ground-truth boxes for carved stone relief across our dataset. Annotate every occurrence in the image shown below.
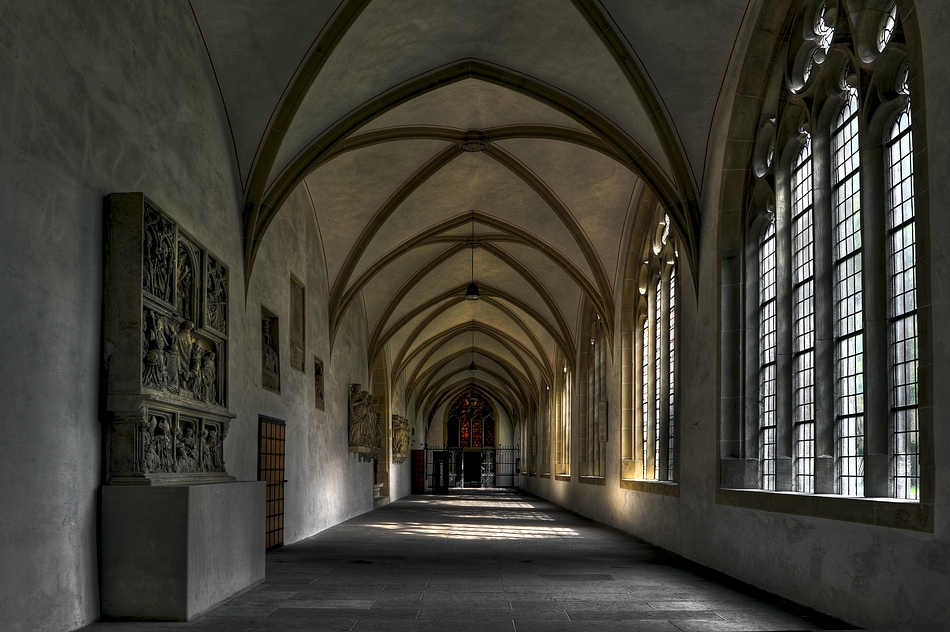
[207,254,228,335]
[349,383,382,462]
[136,407,227,475]
[143,202,175,304]
[392,415,410,464]
[262,309,280,393]
[141,309,224,407]
[290,276,305,372]
[314,356,324,410]
[177,242,195,322]
[105,193,234,486]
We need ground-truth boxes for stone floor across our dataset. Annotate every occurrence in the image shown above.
[84,489,857,632]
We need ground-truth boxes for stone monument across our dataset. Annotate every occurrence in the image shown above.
[100,193,263,621]
[392,414,410,464]
[349,383,382,462]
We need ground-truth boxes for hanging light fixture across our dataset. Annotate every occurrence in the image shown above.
[465,211,480,300]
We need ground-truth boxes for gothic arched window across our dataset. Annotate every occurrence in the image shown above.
[623,212,677,484]
[447,389,495,448]
[730,1,926,513]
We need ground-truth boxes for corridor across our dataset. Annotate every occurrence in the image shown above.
[84,490,853,632]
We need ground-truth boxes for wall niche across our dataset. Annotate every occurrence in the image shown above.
[103,193,234,485]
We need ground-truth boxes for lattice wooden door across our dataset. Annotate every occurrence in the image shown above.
[258,416,286,550]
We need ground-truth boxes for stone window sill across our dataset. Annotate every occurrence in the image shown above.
[555,474,571,482]
[620,478,680,496]
[716,488,932,531]
[579,476,606,486]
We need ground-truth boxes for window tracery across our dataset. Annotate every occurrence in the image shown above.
[447,390,495,448]
[732,1,924,507]
[623,212,677,484]
[555,356,571,478]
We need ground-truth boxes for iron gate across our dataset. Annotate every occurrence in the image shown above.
[423,445,520,491]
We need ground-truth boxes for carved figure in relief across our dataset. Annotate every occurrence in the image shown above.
[262,322,279,374]
[177,246,194,321]
[175,321,196,393]
[157,416,174,471]
[175,427,198,472]
[314,358,325,409]
[200,351,217,403]
[348,385,370,446]
[142,310,170,389]
[392,415,410,463]
[200,428,213,470]
[143,207,174,302]
[173,426,185,472]
[140,415,161,473]
[349,385,382,461]
[209,429,223,471]
[164,323,181,392]
[207,259,228,333]
[190,347,205,395]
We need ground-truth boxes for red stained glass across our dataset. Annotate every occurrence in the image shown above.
[448,389,496,448]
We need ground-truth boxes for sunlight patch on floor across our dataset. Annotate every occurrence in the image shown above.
[366,521,581,540]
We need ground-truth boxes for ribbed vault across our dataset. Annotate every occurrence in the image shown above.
[187,0,750,432]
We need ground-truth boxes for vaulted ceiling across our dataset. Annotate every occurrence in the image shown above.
[189,0,751,423]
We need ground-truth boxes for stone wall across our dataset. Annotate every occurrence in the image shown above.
[0,2,241,630]
[0,2,383,630]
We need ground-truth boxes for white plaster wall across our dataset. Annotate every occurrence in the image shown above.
[0,3,385,629]
[0,3,241,631]
[237,183,377,544]
[522,3,950,629]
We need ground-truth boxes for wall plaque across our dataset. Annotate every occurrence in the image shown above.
[290,275,305,372]
[349,383,381,462]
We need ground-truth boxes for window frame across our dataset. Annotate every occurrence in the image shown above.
[717,0,932,531]
[621,210,679,494]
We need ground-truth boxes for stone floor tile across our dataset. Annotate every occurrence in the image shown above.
[515,621,682,632]
[352,620,517,631]
[670,620,817,632]
[81,490,848,632]
[275,599,376,609]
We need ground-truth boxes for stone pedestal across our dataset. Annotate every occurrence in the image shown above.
[101,482,265,621]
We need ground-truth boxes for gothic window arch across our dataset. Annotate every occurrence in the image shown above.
[539,377,552,477]
[621,210,678,485]
[579,310,607,480]
[554,350,571,478]
[447,389,495,448]
[726,0,930,520]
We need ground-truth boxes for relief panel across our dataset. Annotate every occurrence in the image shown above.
[143,201,175,304]
[349,383,382,462]
[206,254,228,335]
[290,275,305,372]
[392,415,410,464]
[262,307,280,393]
[105,193,234,486]
[314,356,325,410]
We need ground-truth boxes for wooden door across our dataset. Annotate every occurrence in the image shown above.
[258,416,286,550]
